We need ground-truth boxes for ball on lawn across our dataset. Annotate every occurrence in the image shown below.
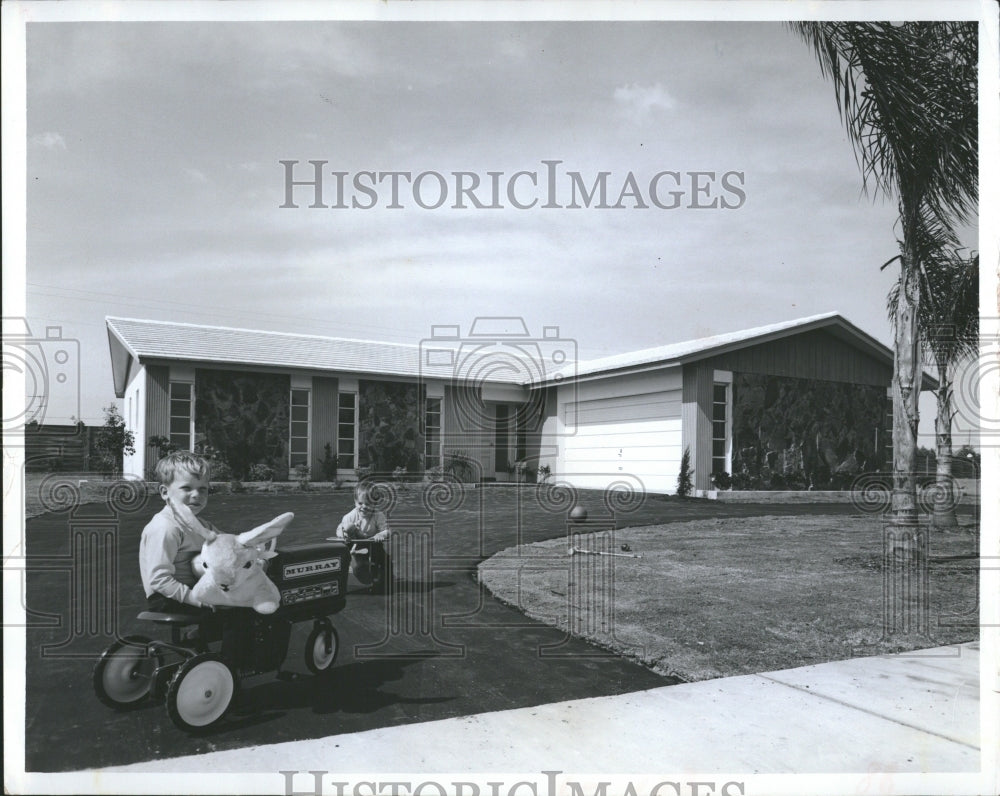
[569,505,588,523]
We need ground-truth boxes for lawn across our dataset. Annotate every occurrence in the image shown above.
[478,514,979,682]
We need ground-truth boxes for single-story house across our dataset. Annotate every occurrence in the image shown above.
[106,313,937,494]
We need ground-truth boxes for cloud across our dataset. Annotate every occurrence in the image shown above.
[30,131,67,150]
[613,82,676,121]
[184,167,209,184]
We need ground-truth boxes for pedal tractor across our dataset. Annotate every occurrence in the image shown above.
[93,539,350,732]
[339,536,391,594]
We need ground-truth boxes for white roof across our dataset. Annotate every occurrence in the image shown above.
[550,312,902,383]
[106,316,542,391]
[107,312,930,396]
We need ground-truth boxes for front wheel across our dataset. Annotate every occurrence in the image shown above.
[93,635,161,709]
[166,653,236,732]
[304,623,339,674]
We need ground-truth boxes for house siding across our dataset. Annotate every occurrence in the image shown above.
[703,329,890,386]
[123,368,146,477]
[558,368,683,493]
[312,376,338,477]
[141,365,171,477]
[442,385,492,480]
[681,363,714,491]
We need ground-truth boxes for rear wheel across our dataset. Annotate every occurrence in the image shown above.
[166,653,236,732]
[304,623,339,674]
[93,635,161,709]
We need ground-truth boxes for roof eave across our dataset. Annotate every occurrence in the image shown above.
[106,320,139,398]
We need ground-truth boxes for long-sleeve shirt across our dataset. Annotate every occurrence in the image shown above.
[139,505,220,606]
[335,507,389,540]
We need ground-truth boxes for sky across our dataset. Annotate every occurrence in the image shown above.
[8,1,991,448]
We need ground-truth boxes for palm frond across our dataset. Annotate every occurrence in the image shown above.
[789,21,978,223]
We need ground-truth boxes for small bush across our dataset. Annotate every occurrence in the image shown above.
[248,462,275,482]
[677,447,693,497]
[444,450,476,483]
[319,443,338,481]
[293,464,311,490]
[711,471,732,490]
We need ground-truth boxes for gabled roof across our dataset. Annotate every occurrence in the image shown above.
[547,312,938,390]
[105,316,533,395]
[107,312,939,398]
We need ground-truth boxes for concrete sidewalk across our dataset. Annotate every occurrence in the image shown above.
[96,642,982,775]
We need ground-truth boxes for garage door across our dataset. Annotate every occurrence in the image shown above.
[562,390,682,493]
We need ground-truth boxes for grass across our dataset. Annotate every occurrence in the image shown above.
[21,472,147,519]
[478,514,979,682]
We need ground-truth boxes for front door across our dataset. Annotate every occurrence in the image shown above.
[494,405,509,474]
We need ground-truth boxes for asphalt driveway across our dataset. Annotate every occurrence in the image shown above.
[20,483,860,771]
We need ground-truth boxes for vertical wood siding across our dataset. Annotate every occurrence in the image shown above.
[704,329,891,386]
[145,365,170,442]
[681,363,714,491]
[312,376,338,474]
[443,385,493,479]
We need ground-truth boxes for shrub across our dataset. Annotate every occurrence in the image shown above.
[319,443,338,481]
[293,464,311,491]
[148,435,180,461]
[677,447,693,497]
[444,450,476,483]
[248,462,275,482]
[196,443,233,482]
[536,464,552,483]
[711,471,732,490]
[95,403,135,477]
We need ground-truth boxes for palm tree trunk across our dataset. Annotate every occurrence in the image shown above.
[891,222,922,527]
[931,359,959,528]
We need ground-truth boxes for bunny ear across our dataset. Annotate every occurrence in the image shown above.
[237,512,294,546]
[168,498,218,542]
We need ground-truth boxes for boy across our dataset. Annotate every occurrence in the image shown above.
[140,452,258,665]
[140,451,219,613]
[335,482,393,591]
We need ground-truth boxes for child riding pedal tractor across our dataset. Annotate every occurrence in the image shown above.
[331,481,394,594]
[92,453,350,732]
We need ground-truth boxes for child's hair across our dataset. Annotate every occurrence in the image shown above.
[155,451,210,486]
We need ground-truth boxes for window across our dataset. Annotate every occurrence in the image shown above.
[289,389,310,468]
[169,382,193,451]
[337,393,356,470]
[424,397,442,468]
[711,383,729,475]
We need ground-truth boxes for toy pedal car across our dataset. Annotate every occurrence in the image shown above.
[333,537,391,594]
[93,540,350,732]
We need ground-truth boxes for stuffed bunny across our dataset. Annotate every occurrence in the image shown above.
[168,498,294,614]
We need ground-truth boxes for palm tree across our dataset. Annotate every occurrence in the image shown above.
[790,22,978,525]
[889,242,979,528]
